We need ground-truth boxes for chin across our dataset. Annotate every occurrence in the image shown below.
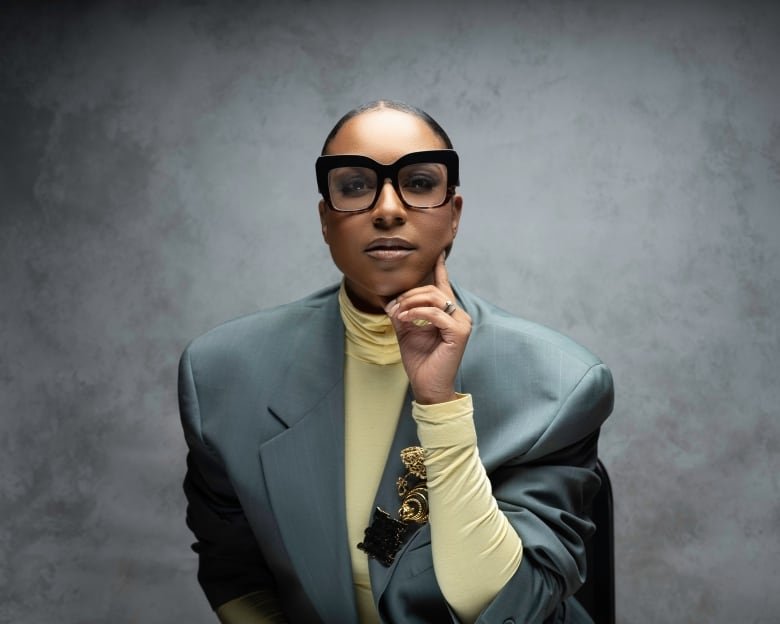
[343,265,435,307]
[375,272,429,295]
[364,285,403,303]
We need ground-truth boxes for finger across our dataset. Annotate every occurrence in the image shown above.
[396,309,470,346]
[388,290,455,317]
[397,305,470,331]
[433,251,450,291]
[397,305,457,330]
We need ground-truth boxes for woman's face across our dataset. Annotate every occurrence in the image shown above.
[319,109,462,313]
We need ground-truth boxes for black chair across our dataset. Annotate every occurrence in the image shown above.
[573,459,615,624]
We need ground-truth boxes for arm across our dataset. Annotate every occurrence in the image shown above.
[385,255,521,621]
[473,362,612,623]
[385,255,613,623]
[413,394,523,624]
[486,446,602,621]
[179,347,287,622]
[411,370,610,624]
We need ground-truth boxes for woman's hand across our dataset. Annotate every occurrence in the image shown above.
[385,252,472,405]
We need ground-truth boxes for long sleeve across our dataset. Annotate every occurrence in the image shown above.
[179,347,278,611]
[216,589,288,623]
[413,394,522,624]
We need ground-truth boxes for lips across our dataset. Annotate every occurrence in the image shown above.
[364,237,415,261]
[364,237,415,252]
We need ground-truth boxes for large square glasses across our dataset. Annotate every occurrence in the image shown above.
[316,149,459,213]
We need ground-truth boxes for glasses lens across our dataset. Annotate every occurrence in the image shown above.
[328,167,378,212]
[398,163,448,208]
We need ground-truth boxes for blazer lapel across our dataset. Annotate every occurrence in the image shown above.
[259,291,359,624]
[367,387,424,604]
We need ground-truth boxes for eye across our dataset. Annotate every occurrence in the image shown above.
[340,176,373,196]
[329,168,376,198]
[399,164,445,195]
[404,175,436,194]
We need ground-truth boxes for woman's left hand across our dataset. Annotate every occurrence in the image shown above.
[385,252,472,405]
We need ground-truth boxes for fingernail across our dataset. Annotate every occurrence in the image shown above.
[384,300,398,315]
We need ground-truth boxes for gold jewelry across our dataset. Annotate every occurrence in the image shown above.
[399,446,426,479]
[399,485,428,523]
[396,446,429,524]
[358,446,429,566]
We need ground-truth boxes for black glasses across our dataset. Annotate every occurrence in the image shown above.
[316,149,459,213]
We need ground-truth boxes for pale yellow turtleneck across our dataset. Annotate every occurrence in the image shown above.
[340,284,408,623]
[217,284,523,624]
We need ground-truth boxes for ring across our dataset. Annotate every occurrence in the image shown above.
[443,300,456,315]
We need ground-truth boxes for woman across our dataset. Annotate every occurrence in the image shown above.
[179,101,613,623]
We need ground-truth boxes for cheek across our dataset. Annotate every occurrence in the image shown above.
[322,215,353,248]
[324,225,361,268]
[425,216,457,247]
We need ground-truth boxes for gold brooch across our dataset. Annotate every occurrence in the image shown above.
[396,446,428,523]
[357,446,429,566]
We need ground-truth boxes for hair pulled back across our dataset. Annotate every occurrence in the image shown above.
[321,100,454,154]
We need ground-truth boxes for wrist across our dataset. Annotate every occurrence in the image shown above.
[413,389,459,405]
[412,394,476,445]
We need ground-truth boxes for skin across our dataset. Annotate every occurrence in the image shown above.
[319,108,472,405]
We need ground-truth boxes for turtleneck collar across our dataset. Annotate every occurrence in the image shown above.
[338,282,401,366]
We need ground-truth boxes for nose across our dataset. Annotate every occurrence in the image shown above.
[372,179,407,226]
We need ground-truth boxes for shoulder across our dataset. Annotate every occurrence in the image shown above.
[181,284,340,378]
[454,285,614,462]
[456,285,602,370]
[185,283,339,353]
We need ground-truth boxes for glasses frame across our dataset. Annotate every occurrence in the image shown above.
[316,149,460,213]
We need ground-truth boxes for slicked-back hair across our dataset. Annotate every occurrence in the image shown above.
[321,100,454,154]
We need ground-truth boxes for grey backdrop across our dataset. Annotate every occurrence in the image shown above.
[2,1,778,622]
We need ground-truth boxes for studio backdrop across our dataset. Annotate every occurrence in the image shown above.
[1,1,778,622]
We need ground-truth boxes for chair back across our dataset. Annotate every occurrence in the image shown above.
[574,458,615,624]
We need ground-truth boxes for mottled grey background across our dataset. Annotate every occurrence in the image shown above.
[1,1,778,622]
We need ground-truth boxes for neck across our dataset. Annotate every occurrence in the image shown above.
[344,285,390,314]
[338,283,401,365]
[343,273,436,314]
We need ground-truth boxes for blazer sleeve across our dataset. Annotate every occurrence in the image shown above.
[473,362,614,624]
[179,346,275,610]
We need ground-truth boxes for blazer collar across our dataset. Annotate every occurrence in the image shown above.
[259,290,359,623]
[266,288,344,428]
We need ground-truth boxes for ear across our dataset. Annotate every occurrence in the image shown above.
[450,193,463,238]
[444,194,463,259]
[318,199,329,243]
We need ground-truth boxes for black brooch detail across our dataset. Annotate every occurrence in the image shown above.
[357,446,429,567]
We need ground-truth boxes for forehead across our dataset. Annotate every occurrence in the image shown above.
[325,109,446,164]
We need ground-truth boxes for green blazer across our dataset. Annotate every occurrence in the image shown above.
[179,283,613,624]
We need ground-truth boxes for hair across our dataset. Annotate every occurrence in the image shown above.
[321,100,454,154]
